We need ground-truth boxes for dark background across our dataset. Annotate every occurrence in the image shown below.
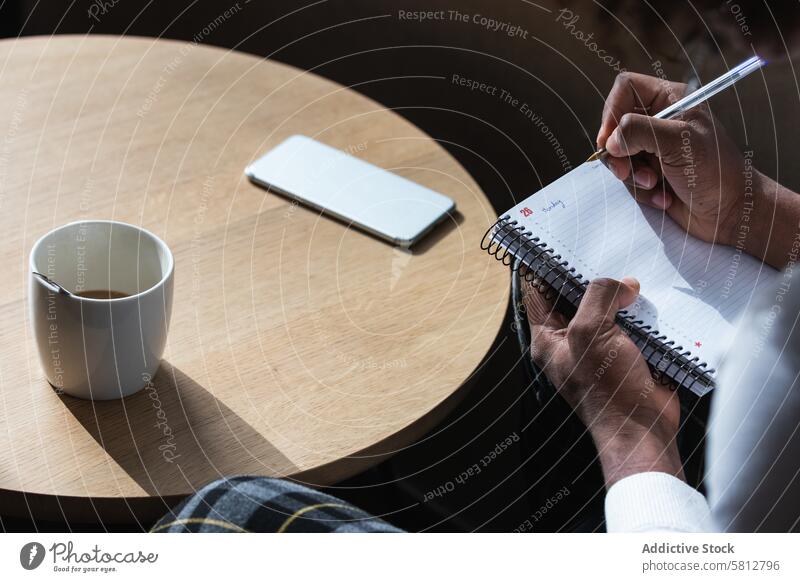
[0,0,796,532]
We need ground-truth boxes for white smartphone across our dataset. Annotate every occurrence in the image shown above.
[245,135,456,247]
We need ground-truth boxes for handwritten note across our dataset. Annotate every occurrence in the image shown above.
[542,200,566,213]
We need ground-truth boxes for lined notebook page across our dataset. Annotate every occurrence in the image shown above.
[505,161,779,372]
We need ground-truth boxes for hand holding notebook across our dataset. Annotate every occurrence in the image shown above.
[485,160,778,395]
[523,274,685,485]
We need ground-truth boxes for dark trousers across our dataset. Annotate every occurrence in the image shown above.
[152,476,403,533]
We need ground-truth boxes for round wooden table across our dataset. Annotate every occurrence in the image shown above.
[0,36,508,523]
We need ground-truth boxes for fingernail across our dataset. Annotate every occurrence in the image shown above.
[621,276,640,293]
[651,192,672,209]
[633,169,654,189]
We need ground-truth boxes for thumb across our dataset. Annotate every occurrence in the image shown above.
[605,113,689,161]
[570,277,640,337]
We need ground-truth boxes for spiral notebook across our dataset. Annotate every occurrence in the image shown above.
[483,160,779,396]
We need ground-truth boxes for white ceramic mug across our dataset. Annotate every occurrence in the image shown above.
[29,220,174,400]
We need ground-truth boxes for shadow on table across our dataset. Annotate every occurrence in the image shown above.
[282,195,464,254]
[410,210,464,255]
[60,362,296,501]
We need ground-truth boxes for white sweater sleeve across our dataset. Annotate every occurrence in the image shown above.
[605,472,712,532]
[706,267,800,532]
[605,269,800,533]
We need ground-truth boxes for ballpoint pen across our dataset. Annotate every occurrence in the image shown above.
[586,55,766,163]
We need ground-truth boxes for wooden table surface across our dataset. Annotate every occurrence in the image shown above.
[0,35,508,522]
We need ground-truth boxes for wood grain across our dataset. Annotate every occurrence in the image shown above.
[0,36,508,521]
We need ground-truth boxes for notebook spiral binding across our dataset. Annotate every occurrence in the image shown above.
[482,216,715,395]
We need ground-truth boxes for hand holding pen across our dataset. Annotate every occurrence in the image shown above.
[591,57,766,250]
[589,56,765,162]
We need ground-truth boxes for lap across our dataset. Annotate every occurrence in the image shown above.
[152,476,402,533]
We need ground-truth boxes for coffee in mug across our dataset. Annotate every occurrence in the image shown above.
[74,290,131,300]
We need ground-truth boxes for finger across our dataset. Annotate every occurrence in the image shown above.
[631,163,658,190]
[606,156,658,189]
[597,73,687,148]
[522,278,568,330]
[606,114,691,160]
[649,180,674,210]
[621,179,674,210]
[598,73,663,147]
[529,322,561,370]
[604,155,631,181]
[570,278,640,340]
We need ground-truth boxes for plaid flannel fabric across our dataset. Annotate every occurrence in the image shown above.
[151,476,403,533]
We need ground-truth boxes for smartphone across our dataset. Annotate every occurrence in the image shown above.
[245,135,456,247]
